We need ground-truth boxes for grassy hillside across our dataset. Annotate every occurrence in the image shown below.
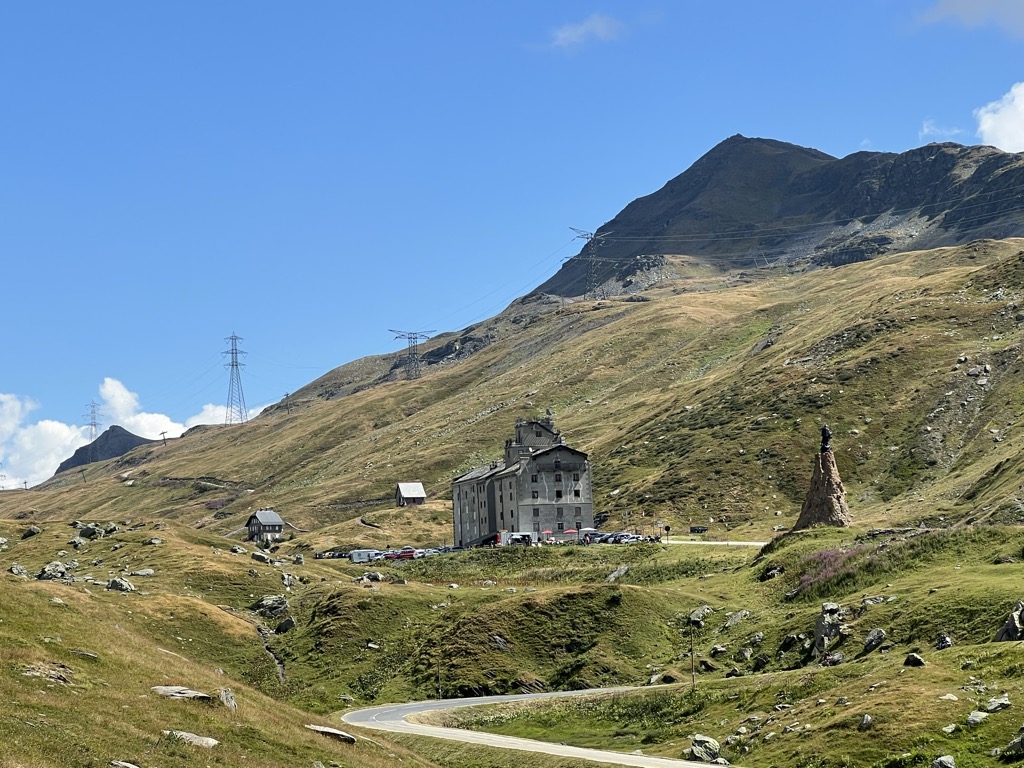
[5,239,1024,766]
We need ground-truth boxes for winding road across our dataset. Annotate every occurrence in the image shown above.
[342,687,718,768]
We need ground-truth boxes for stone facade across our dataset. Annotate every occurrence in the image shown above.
[451,418,593,547]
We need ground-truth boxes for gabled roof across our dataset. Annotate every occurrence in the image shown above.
[453,461,506,484]
[249,508,284,526]
[397,482,426,498]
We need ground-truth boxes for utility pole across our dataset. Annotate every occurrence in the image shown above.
[283,393,292,414]
[224,333,248,425]
[389,329,434,380]
[159,431,168,446]
[570,227,612,300]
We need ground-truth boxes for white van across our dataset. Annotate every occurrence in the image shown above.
[349,549,383,564]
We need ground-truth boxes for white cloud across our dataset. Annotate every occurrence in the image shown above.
[918,118,965,142]
[550,13,625,50]
[0,378,231,489]
[975,82,1024,151]
[923,0,1024,36]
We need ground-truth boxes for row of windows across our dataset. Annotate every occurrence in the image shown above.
[533,521,572,532]
[532,507,583,517]
[531,473,581,482]
[531,489,582,499]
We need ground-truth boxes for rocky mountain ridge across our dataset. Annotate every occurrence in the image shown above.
[536,136,1024,296]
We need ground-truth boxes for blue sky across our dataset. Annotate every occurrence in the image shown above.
[2,0,1023,488]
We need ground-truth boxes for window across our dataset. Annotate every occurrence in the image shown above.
[555,490,563,499]
[573,473,580,481]
[554,473,562,482]
[574,506,582,516]
[554,459,561,469]
[557,522,564,531]
[556,508,564,518]
[509,493,513,501]
[531,474,538,482]
[574,489,581,498]
[508,481,513,489]
[533,508,540,517]
[536,430,542,437]
[532,490,539,499]
[533,522,540,532]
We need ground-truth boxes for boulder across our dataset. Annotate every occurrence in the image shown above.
[966,710,988,726]
[36,561,67,580]
[986,695,1011,712]
[689,734,721,762]
[932,757,955,768]
[230,545,248,554]
[304,724,356,744]
[22,525,42,539]
[161,730,219,748]
[904,653,926,667]
[106,578,136,592]
[144,537,163,546]
[251,551,273,564]
[276,616,296,634]
[151,685,212,701]
[9,564,28,578]
[129,568,154,577]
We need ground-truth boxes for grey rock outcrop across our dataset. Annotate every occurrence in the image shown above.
[864,628,886,654]
[994,601,1024,641]
[794,448,851,530]
[251,595,289,618]
[814,602,844,655]
[9,564,28,578]
[22,525,42,539]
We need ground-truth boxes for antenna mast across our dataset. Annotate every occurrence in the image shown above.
[224,333,248,424]
[389,329,434,380]
[570,227,612,300]
[83,400,102,441]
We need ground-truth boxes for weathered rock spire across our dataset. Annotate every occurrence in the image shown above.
[793,425,851,530]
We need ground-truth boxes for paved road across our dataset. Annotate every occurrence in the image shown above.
[663,538,767,547]
[342,687,717,768]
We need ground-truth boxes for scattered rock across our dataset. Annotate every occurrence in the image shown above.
[941,724,957,734]
[293,554,304,565]
[144,537,163,546]
[859,714,872,731]
[276,616,296,634]
[230,545,248,554]
[162,730,219,748]
[251,551,273,564]
[129,568,154,577]
[218,687,237,711]
[304,724,356,744]
[607,565,629,582]
[932,756,955,768]
[110,762,141,768]
[966,710,988,726]
[8,564,28,578]
[22,525,42,539]
[904,653,926,667]
[936,633,953,650]
[986,695,1011,712]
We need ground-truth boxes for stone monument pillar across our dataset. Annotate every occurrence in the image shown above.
[793,425,851,530]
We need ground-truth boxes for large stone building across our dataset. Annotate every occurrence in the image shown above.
[451,417,593,547]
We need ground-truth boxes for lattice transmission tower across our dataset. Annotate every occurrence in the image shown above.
[389,329,434,380]
[570,227,613,300]
[82,400,103,464]
[224,333,248,425]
